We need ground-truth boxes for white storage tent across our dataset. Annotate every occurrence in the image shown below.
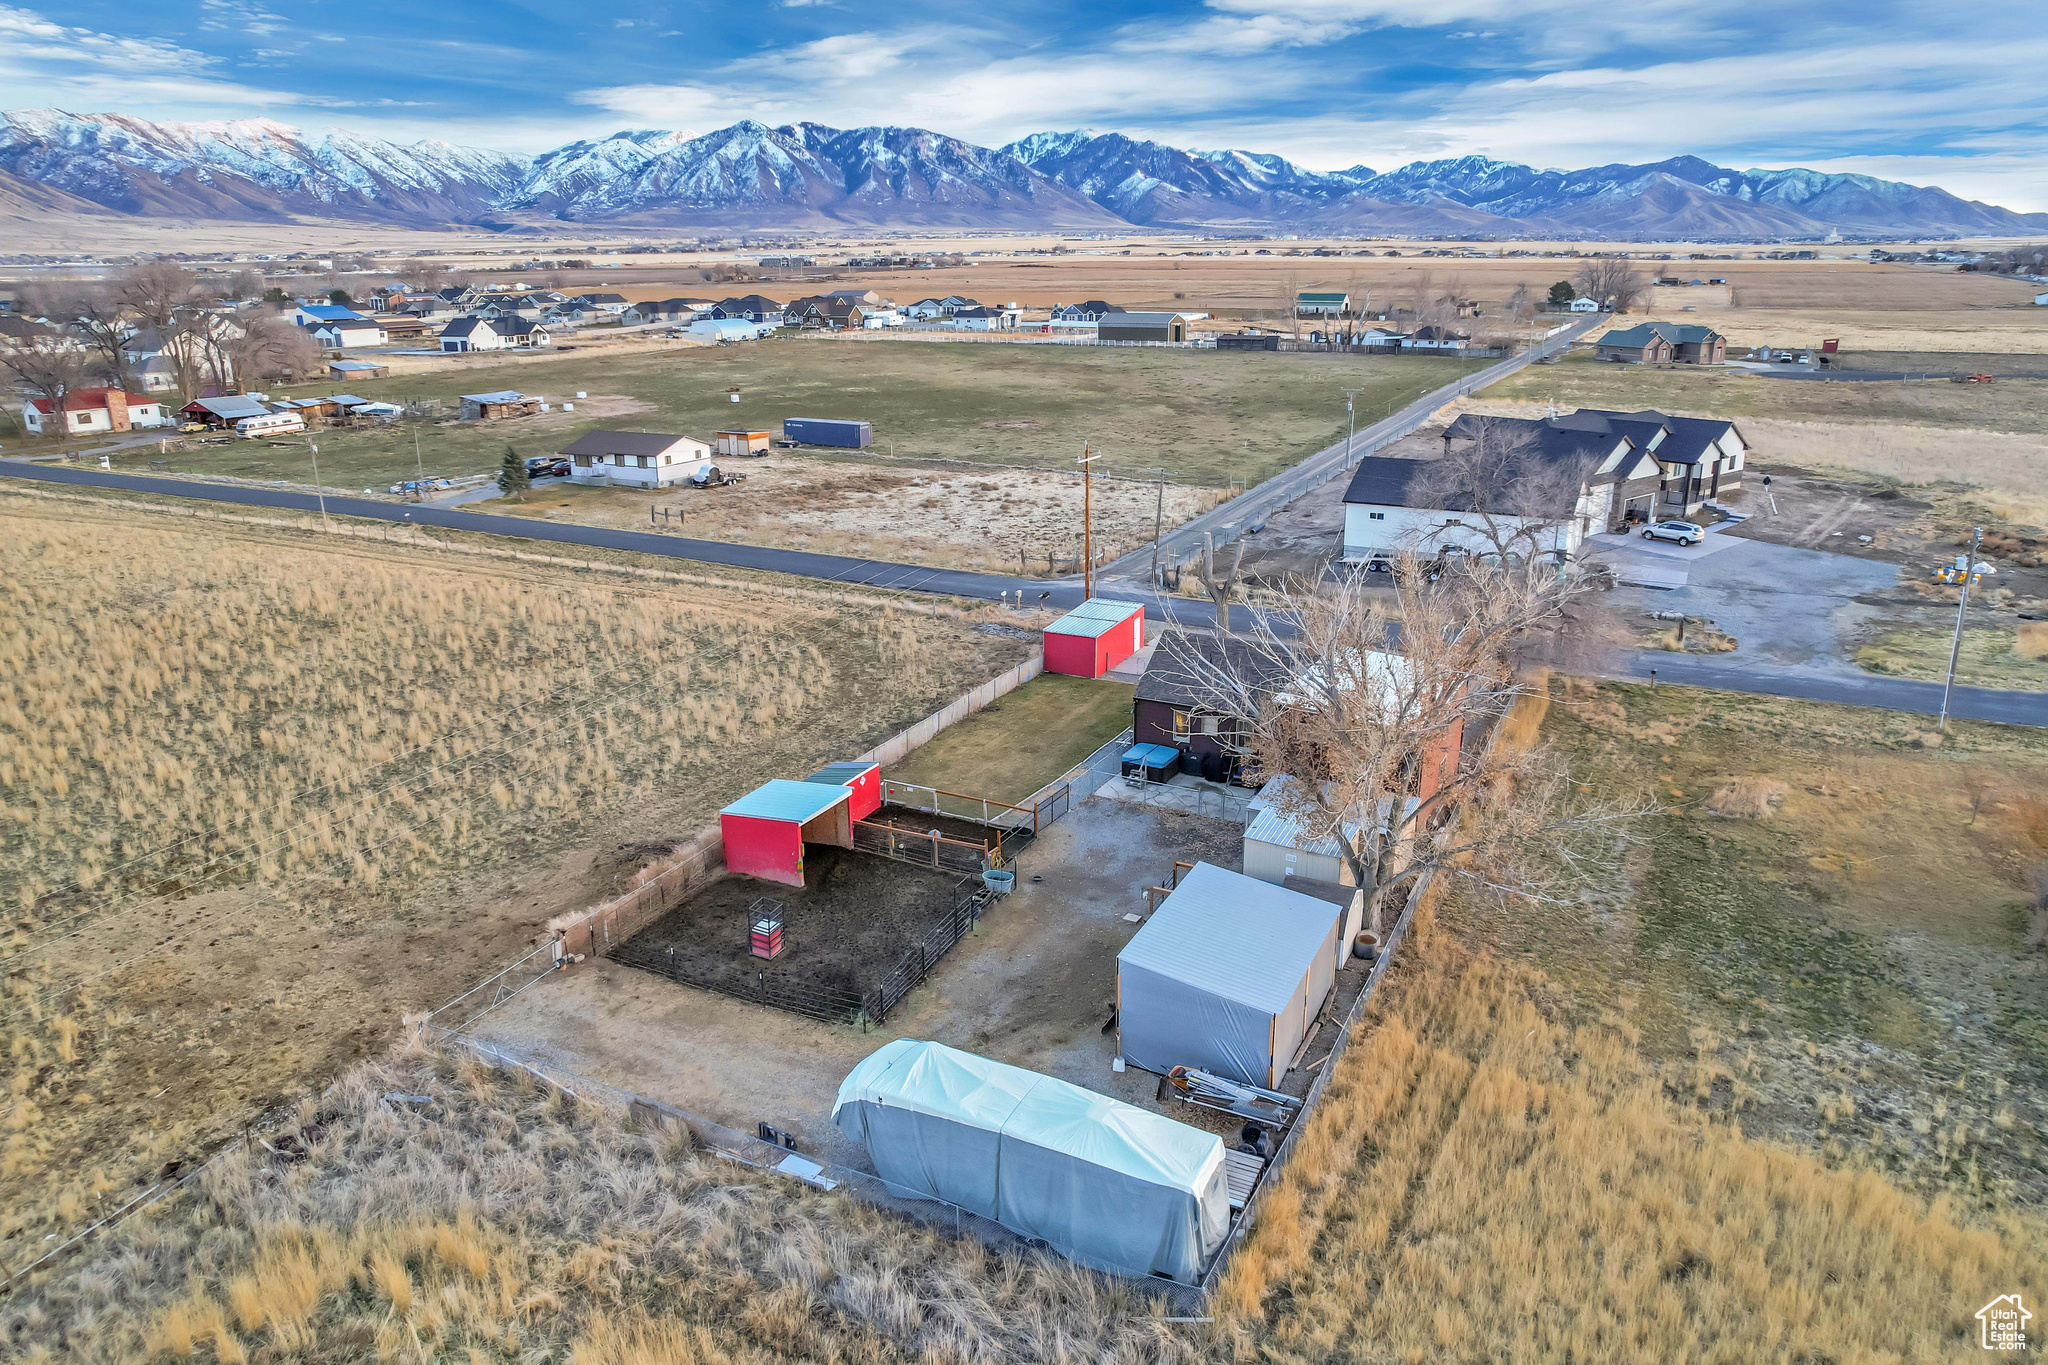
[1117,862,1342,1088]
[833,1039,1229,1283]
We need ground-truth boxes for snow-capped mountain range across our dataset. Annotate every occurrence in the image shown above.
[4,110,2041,239]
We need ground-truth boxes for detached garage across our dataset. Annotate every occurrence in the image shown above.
[833,1039,1230,1283]
[1117,862,1342,1088]
[718,780,853,888]
[1044,598,1144,678]
[802,760,881,821]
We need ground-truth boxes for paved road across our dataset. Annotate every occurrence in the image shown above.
[1616,652,2048,727]
[1101,317,1601,580]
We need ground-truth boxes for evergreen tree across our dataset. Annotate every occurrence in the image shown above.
[1547,280,1577,306]
[498,445,531,499]
[328,288,353,305]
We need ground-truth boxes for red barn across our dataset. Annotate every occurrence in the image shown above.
[803,761,881,821]
[1043,598,1145,679]
[719,780,854,888]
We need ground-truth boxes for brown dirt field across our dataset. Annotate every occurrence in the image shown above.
[496,454,1223,574]
[617,847,971,1002]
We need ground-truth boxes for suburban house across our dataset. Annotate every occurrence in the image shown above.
[710,295,783,324]
[292,303,369,328]
[1567,296,1602,313]
[1558,408,1748,515]
[1340,415,1664,561]
[1049,300,1123,322]
[939,304,1017,331]
[621,298,709,325]
[826,288,886,306]
[306,317,389,349]
[1296,291,1349,316]
[1596,321,1727,364]
[783,294,868,329]
[559,429,711,488]
[1099,311,1192,342]
[905,296,978,320]
[22,388,166,435]
[438,316,552,352]
[1401,325,1472,352]
[572,293,629,315]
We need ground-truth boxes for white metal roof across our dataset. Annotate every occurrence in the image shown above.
[1118,862,1342,1016]
[1244,804,1355,859]
[833,1039,1223,1192]
[1046,596,1142,639]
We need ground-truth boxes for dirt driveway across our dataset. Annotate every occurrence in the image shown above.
[471,796,1245,1171]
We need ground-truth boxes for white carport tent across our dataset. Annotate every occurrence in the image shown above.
[1117,862,1342,1089]
[833,1039,1229,1284]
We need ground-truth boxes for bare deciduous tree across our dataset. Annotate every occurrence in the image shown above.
[118,263,213,397]
[0,331,96,439]
[1408,417,1598,567]
[1575,257,1646,313]
[1161,560,1648,938]
[1193,532,1245,634]
[226,312,323,385]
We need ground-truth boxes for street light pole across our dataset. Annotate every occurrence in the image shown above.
[1341,386,1366,468]
[1937,525,1982,734]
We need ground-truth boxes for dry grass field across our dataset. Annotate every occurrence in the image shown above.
[493,454,1226,574]
[1215,905,2048,1363]
[0,500,1026,1272]
[1459,680,2048,1203]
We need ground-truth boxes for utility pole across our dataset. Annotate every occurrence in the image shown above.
[1078,442,1099,599]
[1141,466,1177,586]
[308,439,329,529]
[1938,525,1982,734]
[413,423,426,494]
[1341,386,1367,468]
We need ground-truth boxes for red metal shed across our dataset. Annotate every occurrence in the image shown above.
[719,780,854,887]
[803,761,882,821]
[1044,598,1145,679]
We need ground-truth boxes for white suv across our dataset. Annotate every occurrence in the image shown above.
[1641,520,1705,546]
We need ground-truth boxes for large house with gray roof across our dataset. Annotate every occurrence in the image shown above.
[1596,322,1727,364]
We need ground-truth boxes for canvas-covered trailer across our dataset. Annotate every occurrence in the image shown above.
[783,417,872,448]
[1117,862,1342,1089]
[1043,597,1144,678]
[833,1039,1229,1283]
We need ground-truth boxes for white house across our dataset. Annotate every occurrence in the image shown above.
[558,429,711,488]
[1339,419,1661,563]
[860,308,904,328]
[307,318,388,349]
[572,293,629,315]
[439,316,552,352]
[1401,326,1473,352]
[1568,296,1601,313]
[22,387,167,435]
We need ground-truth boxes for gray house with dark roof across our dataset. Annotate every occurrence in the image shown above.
[558,429,710,488]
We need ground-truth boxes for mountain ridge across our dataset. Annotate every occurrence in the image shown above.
[4,109,2042,239]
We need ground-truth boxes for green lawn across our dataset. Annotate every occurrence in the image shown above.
[885,672,1135,803]
[115,340,1484,492]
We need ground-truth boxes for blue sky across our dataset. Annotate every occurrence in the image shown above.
[3,0,2044,208]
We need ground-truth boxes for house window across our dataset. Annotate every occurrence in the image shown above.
[1368,511,1385,521]
[1172,710,1191,739]
[1443,518,1463,527]
[574,454,592,468]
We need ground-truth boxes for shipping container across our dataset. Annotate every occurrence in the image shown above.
[783,417,873,448]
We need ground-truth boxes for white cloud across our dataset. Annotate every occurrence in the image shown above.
[0,4,306,112]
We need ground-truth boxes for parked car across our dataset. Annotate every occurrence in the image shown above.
[1641,520,1704,546]
[524,456,569,478]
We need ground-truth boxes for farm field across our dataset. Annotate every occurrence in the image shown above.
[1457,680,2048,1202]
[120,340,1481,492]
[0,499,1026,1268]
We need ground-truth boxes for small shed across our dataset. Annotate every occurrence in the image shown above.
[833,1039,1229,1283]
[329,359,390,380]
[1242,780,1358,889]
[1099,312,1191,343]
[1044,597,1144,678]
[715,429,772,457]
[1117,862,1342,1088]
[802,761,881,822]
[460,390,543,421]
[718,779,853,888]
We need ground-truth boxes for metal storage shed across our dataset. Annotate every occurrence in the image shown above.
[718,780,853,887]
[1243,800,1358,889]
[1044,597,1144,678]
[833,1038,1229,1284]
[802,760,881,821]
[1117,862,1342,1088]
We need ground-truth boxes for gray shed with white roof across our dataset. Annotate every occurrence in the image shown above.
[1116,861,1342,1088]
